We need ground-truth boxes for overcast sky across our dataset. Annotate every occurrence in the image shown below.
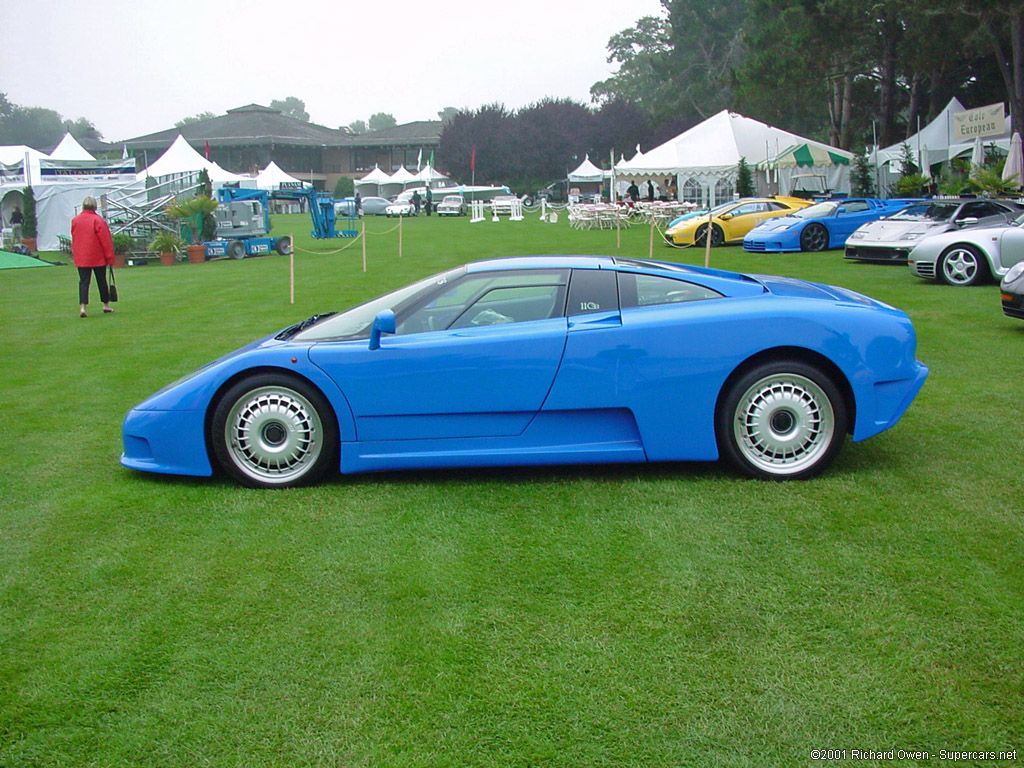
[2,0,664,142]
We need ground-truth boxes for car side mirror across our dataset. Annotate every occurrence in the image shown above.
[369,309,396,350]
[719,213,733,221]
[957,217,979,226]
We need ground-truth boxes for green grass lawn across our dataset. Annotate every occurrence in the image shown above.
[1,212,1022,766]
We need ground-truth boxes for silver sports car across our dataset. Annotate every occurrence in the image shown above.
[908,212,1024,286]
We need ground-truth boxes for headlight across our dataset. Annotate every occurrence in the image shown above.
[1004,261,1024,284]
[849,231,865,240]
[900,232,926,241]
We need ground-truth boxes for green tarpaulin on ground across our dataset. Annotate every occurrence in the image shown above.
[0,250,55,269]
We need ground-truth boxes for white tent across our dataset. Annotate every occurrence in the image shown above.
[415,164,450,186]
[138,134,251,186]
[49,133,96,161]
[255,161,304,190]
[616,111,852,204]
[568,155,608,183]
[379,166,418,197]
[354,165,392,195]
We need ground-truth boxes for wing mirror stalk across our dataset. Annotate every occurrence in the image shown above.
[369,310,396,350]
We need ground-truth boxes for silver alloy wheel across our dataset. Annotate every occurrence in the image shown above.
[223,384,324,485]
[732,372,836,476]
[941,247,981,285]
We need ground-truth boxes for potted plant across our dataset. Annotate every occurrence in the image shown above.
[149,231,183,266]
[165,194,218,263]
[21,186,37,252]
[112,233,133,268]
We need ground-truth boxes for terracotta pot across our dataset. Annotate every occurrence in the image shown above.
[159,251,176,266]
[186,244,207,263]
[21,238,37,252]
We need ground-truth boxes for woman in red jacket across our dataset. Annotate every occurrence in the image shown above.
[71,196,115,318]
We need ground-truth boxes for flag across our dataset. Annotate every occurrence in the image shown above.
[470,146,476,171]
[122,144,128,159]
[429,150,435,169]
[416,149,422,170]
[204,140,211,159]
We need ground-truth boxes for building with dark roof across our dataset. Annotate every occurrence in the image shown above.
[122,104,442,191]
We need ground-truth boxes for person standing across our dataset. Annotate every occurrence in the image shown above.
[425,187,433,216]
[71,196,115,318]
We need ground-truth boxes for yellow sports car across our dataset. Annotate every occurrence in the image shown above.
[664,196,814,247]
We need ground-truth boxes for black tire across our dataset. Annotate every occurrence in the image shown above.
[275,236,293,256]
[696,223,725,247]
[800,223,829,252]
[211,373,338,488]
[939,244,989,286]
[227,240,246,260]
[716,360,848,480]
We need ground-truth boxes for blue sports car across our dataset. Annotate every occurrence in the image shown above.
[744,198,917,253]
[121,256,928,487]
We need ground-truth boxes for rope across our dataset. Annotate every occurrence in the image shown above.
[289,220,402,255]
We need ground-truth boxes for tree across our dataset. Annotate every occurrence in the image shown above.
[851,153,876,196]
[334,176,355,198]
[437,107,459,124]
[959,1,1024,142]
[736,157,754,197]
[345,120,367,135]
[270,97,309,122]
[0,105,64,148]
[63,117,102,141]
[368,113,397,131]
[175,112,216,128]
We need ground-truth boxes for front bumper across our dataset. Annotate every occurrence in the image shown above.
[1002,291,1024,320]
[844,244,912,263]
[121,407,213,477]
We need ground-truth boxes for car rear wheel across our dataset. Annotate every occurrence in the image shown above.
[800,223,829,252]
[211,374,337,488]
[696,223,725,247]
[939,244,989,286]
[275,236,293,256]
[717,361,847,480]
[228,240,246,260]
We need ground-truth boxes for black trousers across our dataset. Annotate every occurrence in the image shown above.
[78,266,110,305]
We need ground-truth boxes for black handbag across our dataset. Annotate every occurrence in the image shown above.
[108,265,118,303]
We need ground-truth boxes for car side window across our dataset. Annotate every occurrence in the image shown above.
[618,273,722,309]
[397,270,568,334]
[844,201,870,213]
[959,202,996,220]
[567,269,619,315]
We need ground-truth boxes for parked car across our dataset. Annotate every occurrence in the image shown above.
[663,197,813,247]
[1000,260,1024,319]
[908,212,1024,286]
[385,200,417,217]
[334,198,358,217]
[358,196,392,216]
[436,195,467,216]
[844,198,1024,264]
[121,256,928,488]
[743,198,918,253]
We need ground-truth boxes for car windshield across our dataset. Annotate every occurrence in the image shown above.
[442,196,462,204]
[792,201,839,219]
[888,202,960,221]
[1012,212,1024,227]
[293,267,466,341]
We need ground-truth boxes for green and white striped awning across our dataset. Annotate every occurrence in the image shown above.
[761,143,854,169]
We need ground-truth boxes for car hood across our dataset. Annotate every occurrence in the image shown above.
[748,216,802,234]
[852,219,951,242]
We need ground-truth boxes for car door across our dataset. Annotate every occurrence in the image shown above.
[997,224,1024,270]
[308,270,569,441]
[831,200,873,241]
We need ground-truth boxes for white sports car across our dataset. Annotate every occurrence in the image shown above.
[844,199,1023,264]
[908,212,1024,286]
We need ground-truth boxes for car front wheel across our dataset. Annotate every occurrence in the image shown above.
[939,244,989,286]
[211,374,337,488]
[800,223,829,252]
[717,361,848,480]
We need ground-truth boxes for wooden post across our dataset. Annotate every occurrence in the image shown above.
[289,233,295,304]
[361,215,367,273]
[704,207,713,268]
[649,213,655,259]
[398,213,403,258]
